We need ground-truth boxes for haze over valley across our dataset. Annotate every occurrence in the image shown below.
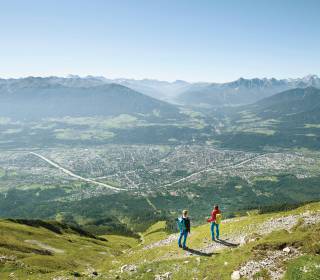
[1,75,320,234]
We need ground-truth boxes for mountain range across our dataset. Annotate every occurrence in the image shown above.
[249,86,320,119]
[1,74,319,108]
[214,87,320,150]
[176,75,320,107]
[0,77,180,120]
[1,76,320,149]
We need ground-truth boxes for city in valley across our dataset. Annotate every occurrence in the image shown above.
[1,145,318,200]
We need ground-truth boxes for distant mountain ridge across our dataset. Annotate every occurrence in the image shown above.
[1,75,320,109]
[246,87,320,127]
[176,75,320,107]
[0,77,181,120]
[110,78,191,101]
[0,76,192,102]
[216,87,320,150]
[252,86,320,117]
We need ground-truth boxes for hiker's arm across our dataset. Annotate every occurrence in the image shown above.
[207,211,214,222]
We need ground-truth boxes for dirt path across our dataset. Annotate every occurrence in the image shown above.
[25,240,64,254]
[142,210,320,257]
[196,210,320,255]
[145,197,158,212]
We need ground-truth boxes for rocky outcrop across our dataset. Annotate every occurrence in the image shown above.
[233,247,301,280]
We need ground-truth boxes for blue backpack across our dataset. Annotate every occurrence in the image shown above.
[177,217,187,231]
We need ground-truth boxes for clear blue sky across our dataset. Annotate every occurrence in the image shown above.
[1,0,319,82]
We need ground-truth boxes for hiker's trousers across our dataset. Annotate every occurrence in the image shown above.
[210,222,219,240]
[178,230,188,248]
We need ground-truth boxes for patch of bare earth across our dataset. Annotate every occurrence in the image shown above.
[24,240,64,254]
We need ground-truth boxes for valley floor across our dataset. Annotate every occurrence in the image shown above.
[0,202,319,280]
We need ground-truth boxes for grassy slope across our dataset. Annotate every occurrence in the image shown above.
[0,202,319,279]
[108,202,320,280]
[0,220,138,279]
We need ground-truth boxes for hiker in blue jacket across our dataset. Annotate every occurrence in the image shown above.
[177,209,191,249]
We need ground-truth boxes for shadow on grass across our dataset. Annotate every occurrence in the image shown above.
[216,238,239,247]
[184,247,217,257]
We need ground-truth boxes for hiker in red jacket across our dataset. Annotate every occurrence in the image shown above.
[207,205,221,241]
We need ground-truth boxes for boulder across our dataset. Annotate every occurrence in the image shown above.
[282,247,291,253]
[120,264,137,273]
[231,270,241,280]
[154,271,172,280]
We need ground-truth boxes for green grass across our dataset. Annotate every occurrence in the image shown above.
[252,176,279,182]
[305,124,320,129]
[143,221,168,245]
[0,219,115,279]
[50,114,141,129]
[242,128,276,135]
[0,202,319,279]
[101,234,140,251]
[284,255,320,280]
[55,128,115,140]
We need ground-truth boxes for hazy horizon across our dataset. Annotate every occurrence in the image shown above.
[0,73,319,84]
[1,0,320,82]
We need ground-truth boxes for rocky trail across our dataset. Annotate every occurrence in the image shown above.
[142,210,320,258]
[198,210,320,256]
[115,209,320,279]
[233,247,301,280]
